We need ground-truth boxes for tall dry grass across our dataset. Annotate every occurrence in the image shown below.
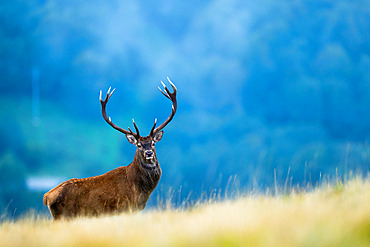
[1,178,369,247]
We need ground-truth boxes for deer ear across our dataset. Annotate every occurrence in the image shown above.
[126,134,137,145]
[153,131,163,142]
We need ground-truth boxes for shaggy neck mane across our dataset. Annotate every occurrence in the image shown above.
[127,153,162,193]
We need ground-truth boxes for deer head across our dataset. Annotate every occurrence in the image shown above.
[99,77,177,168]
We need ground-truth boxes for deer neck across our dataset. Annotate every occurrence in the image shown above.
[127,151,162,193]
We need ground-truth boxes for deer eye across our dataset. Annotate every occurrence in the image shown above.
[151,141,155,147]
[137,143,142,148]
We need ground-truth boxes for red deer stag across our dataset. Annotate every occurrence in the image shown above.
[43,78,177,220]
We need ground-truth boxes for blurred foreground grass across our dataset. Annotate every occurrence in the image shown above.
[1,178,370,247]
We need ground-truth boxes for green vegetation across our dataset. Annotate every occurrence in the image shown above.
[1,178,369,247]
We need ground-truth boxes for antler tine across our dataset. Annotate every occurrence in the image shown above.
[109,88,115,97]
[100,87,137,137]
[150,118,158,136]
[158,81,170,100]
[167,77,177,93]
[132,119,140,137]
[128,127,135,135]
[99,87,116,103]
[152,78,177,135]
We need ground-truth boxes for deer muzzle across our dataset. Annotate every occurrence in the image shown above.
[144,150,154,159]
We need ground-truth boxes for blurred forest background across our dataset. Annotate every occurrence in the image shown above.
[0,0,369,218]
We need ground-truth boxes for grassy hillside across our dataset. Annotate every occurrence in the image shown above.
[1,178,369,247]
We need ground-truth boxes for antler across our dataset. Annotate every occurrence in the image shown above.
[150,77,177,136]
[99,87,140,138]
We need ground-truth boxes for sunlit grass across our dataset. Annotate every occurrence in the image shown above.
[1,177,370,247]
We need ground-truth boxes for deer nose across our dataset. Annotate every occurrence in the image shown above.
[145,150,153,157]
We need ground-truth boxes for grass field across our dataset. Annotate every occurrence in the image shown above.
[1,178,370,247]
